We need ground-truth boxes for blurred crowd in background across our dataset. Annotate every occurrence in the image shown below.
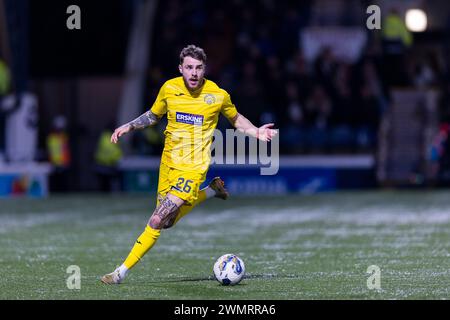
[135,0,449,156]
[2,0,450,192]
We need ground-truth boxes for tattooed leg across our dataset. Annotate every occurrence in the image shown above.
[163,212,179,229]
[148,194,184,229]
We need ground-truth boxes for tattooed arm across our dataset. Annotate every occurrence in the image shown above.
[111,111,160,144]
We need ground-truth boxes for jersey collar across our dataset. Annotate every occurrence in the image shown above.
[185,78,207,97]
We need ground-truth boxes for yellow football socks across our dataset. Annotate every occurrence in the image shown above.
[173,189,208,224]
[122,188,213,270]
[123,225,161,269]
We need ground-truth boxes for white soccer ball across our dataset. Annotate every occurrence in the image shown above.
[213,254,245,285]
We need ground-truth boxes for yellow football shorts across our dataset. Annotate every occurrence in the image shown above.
[156,162,207,206]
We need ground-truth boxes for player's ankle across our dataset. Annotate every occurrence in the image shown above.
[205,186,216,199]
[116,264,129,279]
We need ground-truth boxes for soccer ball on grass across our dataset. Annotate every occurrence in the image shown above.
[213,254,245,285]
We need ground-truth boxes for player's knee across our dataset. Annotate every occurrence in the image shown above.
[162,222,173,229]
[162,209,179,229]
[162,218,175,229]
[149,215,163,229]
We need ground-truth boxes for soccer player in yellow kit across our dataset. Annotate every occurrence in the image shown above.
[101,45,277,284]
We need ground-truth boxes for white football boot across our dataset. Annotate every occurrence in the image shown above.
[100,268,123,285]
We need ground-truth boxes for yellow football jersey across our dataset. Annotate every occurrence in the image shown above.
[150,77,238,174]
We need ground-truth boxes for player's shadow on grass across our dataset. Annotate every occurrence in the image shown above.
[143,273,299,284]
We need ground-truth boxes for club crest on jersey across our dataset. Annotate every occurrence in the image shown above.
[204,94,216,105]
[176,112,204,126]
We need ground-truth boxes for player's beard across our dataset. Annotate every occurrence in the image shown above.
[185,77,204,91]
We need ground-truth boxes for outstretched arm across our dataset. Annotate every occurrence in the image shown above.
[230,113,278,142]
[111,111,160,144]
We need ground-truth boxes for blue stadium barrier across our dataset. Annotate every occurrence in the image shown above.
[119,155,376,195]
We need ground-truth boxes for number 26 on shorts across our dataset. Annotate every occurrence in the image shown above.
[175,178,193,193]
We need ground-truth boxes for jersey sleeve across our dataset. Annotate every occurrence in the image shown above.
[220,90,238,121]
[150,83,168,116]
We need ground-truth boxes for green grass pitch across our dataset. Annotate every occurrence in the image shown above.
[1,191,450,300]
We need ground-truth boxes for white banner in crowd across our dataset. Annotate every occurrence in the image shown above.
[2,93,39,163]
